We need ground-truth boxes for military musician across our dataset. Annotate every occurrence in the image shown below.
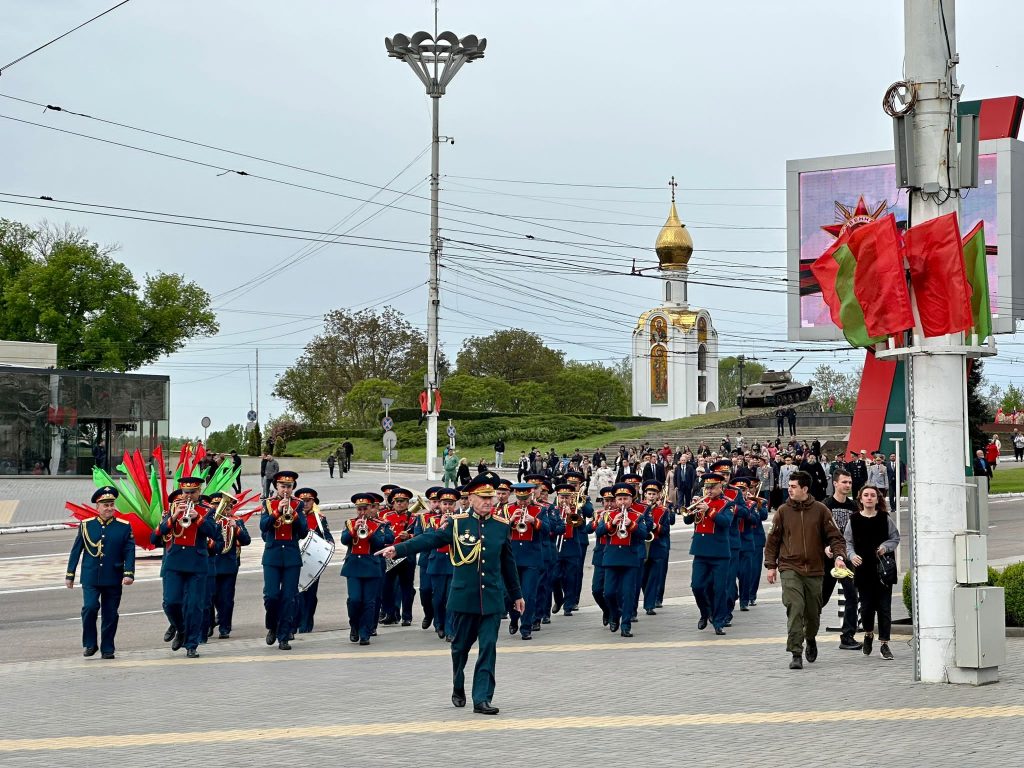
[295,487,332,633]
[588,486,615,626]
[506,482,546,640]
[260,470,308,650]
[553,483,585,616]
[563,469,593,611]
[340,492,393,645]
[414,487,442,630]
[65,486,135,659]
[596,483,649,637]
[209,490,251,639]
[685,472,735,635]
[428,487,459,641]
[640,480,673,615]
[152,480,222,658]
[378,475,524,716]
[380,487,417,627]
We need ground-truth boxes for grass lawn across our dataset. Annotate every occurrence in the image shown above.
[990,464,1024,494]
[279,406,757,465]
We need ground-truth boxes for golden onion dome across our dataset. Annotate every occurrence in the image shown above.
[655,200,693,269]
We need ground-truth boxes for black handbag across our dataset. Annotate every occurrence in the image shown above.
[877,550,898,586]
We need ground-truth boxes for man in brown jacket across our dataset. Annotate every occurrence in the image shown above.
[765,470,848,669]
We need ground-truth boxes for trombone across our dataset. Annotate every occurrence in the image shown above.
[684,496,712,524]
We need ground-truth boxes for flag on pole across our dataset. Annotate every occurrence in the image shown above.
[904,212,973,337]
[833,244,886,348]
[846,214,915,337]
[962,221,992,343]
[809,237,847,328]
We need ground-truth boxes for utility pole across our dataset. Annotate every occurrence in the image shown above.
[896,0,996,684]
[737,354,745,414]
[385,24,486,481]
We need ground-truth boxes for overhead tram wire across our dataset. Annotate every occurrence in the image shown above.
[0,1,134,74]
[443,174,785,192]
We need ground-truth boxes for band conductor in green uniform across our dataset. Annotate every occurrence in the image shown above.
[377,474,524,716]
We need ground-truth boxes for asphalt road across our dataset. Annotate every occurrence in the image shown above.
[2,498,1021,665]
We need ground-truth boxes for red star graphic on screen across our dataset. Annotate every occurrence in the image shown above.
[821,196,889,240]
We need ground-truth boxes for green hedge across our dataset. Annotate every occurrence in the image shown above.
[293,428,376,440]
[392,415,613,450]
[378,407,659,424]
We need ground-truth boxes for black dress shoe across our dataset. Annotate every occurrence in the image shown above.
[101,652,115,659]
[655,602,663,608]
[278,640,291,650]
[380,617,397,626]
[359,638,370,646]
[620,629,633,637]
[401,620,412,627]
[740,604,749,612]
[724,621,732,627]
[789,653,803,670]
[171,632,184,651]
[162,625,175,643]
[265,629,276,646]
[602,611,609,627]
[349,630,359,643]
[541,617,551,625]
[521,632,532,641]
[697,617,708,630]
[437,629,446,639]
[370,630,377,637]
[749,600,757,606]
[83,646,98,657]
[805,639,818,663]
[186,648,199,658]
[532,621,542,631]
[563,609,573,617]
[473,701,500,715]
[207,625,214,638]
[421,617,432,629]
[444,635,454,643]
[219,633,230,639]
[452,688,467,708]
[553,599,563,614]
[714,627,726,636]
[509,617,520,635]
[645,609,657,615]
[609,620,620,633]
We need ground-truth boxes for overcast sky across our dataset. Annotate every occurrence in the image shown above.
[1,1,1023,436]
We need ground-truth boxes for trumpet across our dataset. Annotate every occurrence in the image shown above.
[613,508,631,539]
[685,496,712,524]
[178,498,196,528]
[355,518,370,539]
[510,507,532,534]
[276,491,296,527]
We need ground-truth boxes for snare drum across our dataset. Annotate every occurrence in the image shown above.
[298,532,335,592]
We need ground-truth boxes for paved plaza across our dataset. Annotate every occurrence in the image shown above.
[2,493,1024,767]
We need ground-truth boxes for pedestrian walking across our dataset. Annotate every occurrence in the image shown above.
[1014,429,1024,462]
[844,486,900,661]
[765,470,847,670]
[821,469,861,650]
[230,449,242,494]
[494,438,505,469]
[327,453,336,478]
[262,453,280,498]
[786,407,797,436]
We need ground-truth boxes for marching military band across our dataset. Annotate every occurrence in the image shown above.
[65,464,771,708]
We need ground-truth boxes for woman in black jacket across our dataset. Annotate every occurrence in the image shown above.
[800,454,828,501]
[844,486,901,660]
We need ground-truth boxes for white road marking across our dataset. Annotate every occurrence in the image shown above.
[66,609,165,620]
[0,568,265,595]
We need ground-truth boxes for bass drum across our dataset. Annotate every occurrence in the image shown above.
[298,532,335,593]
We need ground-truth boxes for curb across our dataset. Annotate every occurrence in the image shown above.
[889,623,1024,638]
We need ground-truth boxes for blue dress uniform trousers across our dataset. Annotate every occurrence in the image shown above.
[296,576,320,633]
[691,556,730,629]
[214,573,238,634]
[507,565,540,636]
[201,558,216,642]
[431,571,453,636]
[82,584,123,654]
[738,549,755,607]
[603,565,638,631]
[347,574,383,641]
[642,554,668,612]
[263,564,300,639]
[163,569,206,650]
[418,553,434,627]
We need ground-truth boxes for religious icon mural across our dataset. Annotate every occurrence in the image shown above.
[650,316,668,344]
[650,344,668,405]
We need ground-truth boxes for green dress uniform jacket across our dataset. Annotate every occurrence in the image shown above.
[393,511,522,615]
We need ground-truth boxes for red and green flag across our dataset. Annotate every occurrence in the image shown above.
[961,221,992,343]
[904,212,973,337]
[846,214,915,338]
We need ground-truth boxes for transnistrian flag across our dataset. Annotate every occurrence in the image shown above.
[846,214,915,338]
[809,237,846,328]
[961,221,992,342]
[904,212,973,337]
[832,243,886,348]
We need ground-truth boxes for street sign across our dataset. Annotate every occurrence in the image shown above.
[201,416,212,428]
[380,397,395,409]
[247,410,257,422]
[382,430,398,450]
[382,450,398,461]
[382,416,394,431]
[446,425,457,438]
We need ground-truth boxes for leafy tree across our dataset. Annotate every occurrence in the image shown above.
[345,378,402,428]
[440,374,513,412]
[808,364,861,412]
[719,356,767,409]
[610,356,632,394]
[206,424,246,453]
[511,381,557,413]
[551,363,629,415]
[274,306,446,424]
[968,359,993,451]
[0,220,217,370]
[1000,383,1024,414]
[456,329,565,383]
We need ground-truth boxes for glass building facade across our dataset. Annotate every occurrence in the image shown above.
[0,367,169,475]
